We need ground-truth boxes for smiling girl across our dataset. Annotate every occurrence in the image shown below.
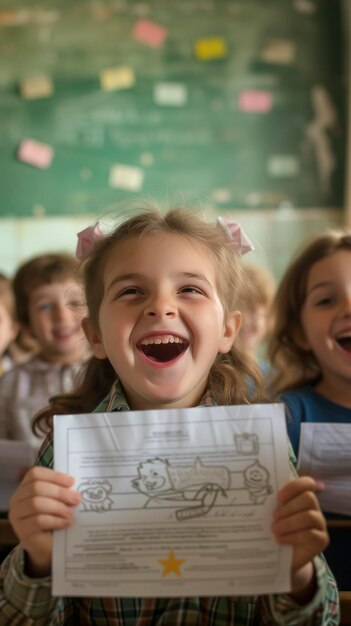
[268,229,351,590]
[0,209,338,625]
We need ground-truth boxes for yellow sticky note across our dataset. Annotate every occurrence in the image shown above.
[194,37,228,61]
[20,75,54,100]
[100,66,135,92]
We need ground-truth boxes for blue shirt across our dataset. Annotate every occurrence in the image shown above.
[280,385,351,457]
[280,385,351,590]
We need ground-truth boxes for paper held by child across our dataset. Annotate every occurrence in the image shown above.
[52,403,292,598]
[0,439,36,510]
[298,422,351,516]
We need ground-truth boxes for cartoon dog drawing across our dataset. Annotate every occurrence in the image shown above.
[78,480,113,512]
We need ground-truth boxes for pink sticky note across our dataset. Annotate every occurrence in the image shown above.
[132,19,168,48]
[238,90,273,113]
[17,139,54,169]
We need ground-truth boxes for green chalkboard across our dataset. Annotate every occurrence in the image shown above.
[0,0,345,217]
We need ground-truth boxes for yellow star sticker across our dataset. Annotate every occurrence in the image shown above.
[158,550,185,577]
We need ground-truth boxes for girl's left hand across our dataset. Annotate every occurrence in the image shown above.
[271,476,328,594]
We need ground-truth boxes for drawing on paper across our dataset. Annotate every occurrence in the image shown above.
[78,479,113,512]
[234,432,259,455]
[132,456,229,520]
[131,453,272,519]
[75,435,273,516]
[243,460,273,504]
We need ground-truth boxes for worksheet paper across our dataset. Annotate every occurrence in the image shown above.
[53,404,292,597]
[0,439,35,510]
[298,422,351,516]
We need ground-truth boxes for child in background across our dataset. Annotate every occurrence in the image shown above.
[267,229,351,590]
[0,209,338,625]
[0,253,89,450]
[0,273,32,375]
[236,263,275,374]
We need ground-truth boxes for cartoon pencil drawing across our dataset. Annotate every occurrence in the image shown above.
[243,460,273,504]
[234,432,259,455]
[77,444,274,516]
[132,456,230,519]
[175,483,227,521]
[78,479,113,512]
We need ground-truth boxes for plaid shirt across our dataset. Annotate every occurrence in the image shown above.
[0,383,339,625]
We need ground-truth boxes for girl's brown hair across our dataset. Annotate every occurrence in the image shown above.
[34,207,264,436]
[267,229,351,397]
[0,274,16,320]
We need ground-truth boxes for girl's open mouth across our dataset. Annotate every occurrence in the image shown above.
[137,335,189,363]
[336,334,351,353]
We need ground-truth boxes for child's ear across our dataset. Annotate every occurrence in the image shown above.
[82,318,107,359]
[218,310,242,354]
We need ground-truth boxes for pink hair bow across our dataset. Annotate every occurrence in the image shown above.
[217,217,254,255]
[76,222,105,260]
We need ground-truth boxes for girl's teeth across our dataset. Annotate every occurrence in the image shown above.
[141,336,183,345]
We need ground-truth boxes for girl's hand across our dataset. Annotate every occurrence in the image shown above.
[271,476,328,599]
[8,466,81,578]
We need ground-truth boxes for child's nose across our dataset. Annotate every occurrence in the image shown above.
[53,303,72,322]
[144,295,176,318]
[342,295,351,317]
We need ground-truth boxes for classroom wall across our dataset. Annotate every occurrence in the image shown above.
[0,0,347,278]
[0,207,343,280]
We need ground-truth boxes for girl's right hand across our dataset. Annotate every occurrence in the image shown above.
[8,466,81,578]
